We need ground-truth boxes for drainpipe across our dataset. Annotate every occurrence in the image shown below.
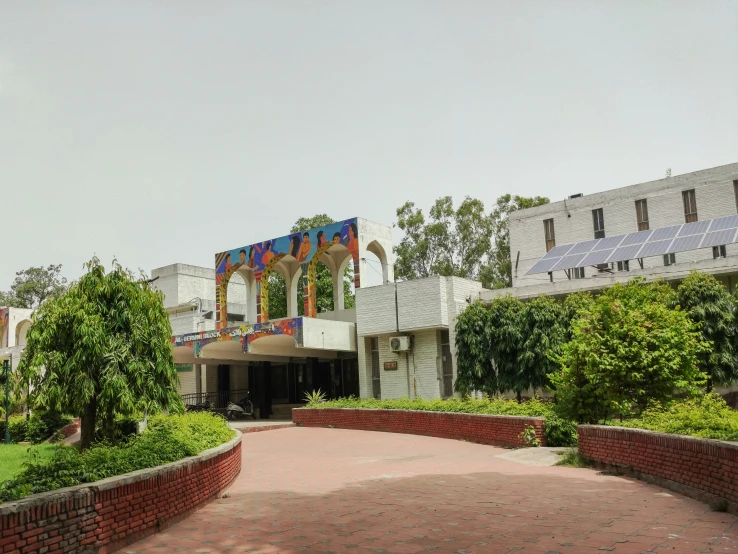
[395,282,411,398]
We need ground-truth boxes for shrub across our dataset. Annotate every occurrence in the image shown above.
[304,396,578,447]
[0,411,73,444]
[619,393,738,441]
[0,415,28,443]
[0,411,234,502]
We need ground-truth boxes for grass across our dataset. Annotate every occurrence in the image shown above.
[0,444,59,483]
[555,448,591,468]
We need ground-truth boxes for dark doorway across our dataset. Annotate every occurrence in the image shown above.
[217,364,230,408]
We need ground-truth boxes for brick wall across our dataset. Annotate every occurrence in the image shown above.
[578,425,738,510]
[293,408,545,447]
[0,435,242,554]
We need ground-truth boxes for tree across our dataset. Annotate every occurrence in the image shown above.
[454,300,494,395]
[562,291,594,340]
[550,279,707,423]
[0,265,68,309]
[487,295,525,400]
[675,271,738,390]
[268,214,355,319]
[17,258,182,450]
[481,194,549,289]
[518,296,566,395]
[393,194,548,289]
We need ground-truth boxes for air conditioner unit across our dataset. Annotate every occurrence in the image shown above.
[390,336,411,352]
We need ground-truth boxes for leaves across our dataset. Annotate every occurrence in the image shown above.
[0,264,68,309]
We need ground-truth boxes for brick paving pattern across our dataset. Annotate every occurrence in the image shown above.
[128,427,737,553]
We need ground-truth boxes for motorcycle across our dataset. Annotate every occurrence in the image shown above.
[226,394,257,420]
[186,399,213,412]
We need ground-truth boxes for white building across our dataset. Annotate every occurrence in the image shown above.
[0,307,33,372]
[485,162,738,302]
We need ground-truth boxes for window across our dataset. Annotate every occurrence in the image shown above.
[440,330,453,398]
[734,180,738,213]
[617,260,630,272]
[571,267,585,279]
[663,253,676,266]
[713,245,727,259]
[682,190,698,223]
[543,219,556,252]
[592,208,605,239]
[370,337,381,399]
[635,199,649,231]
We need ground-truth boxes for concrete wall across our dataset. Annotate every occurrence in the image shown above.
[152,263,248,315]
[510,162,738,288]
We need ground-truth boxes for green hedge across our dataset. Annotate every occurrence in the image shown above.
[0,412,73,444]
[618,394,738,441]
[0,411,235,502]
[306,397,578,447]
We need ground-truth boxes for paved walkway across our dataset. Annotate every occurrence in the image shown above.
[128,427,737,553]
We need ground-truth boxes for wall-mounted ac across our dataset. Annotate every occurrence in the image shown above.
[390,336,411,352]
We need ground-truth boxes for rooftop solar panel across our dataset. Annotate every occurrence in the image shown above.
[678,220,711,237]
[609,244,645,263]
[552,254,587,271]
[648,225,682,242]
[593,235,625,251]
[708,214,738,232]
[638,239,674,258]
[668,234,704,254]
[567,239,601,256]
[527,258,561,274]
[701,228,738,248]
[581,249,615,266]
[620,230,653,246]
[541,244,574,260]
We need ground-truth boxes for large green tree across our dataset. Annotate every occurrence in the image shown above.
[550,279,707,423]
[0,265,68,309]
[268,214,355,319]
[18,258,182,450]
[518,296,566,395]
[487,295,526,400]
[675,271,738,390]
[393,194,548,289]
[454,300,495,395]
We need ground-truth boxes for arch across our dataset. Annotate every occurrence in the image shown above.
[216,262,244,329]
[15,319,31,348]
[303,243,334,318]
[365,240,391,285]
[260,254,288,322]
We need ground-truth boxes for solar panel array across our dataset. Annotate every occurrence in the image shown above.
[527,214,738,275]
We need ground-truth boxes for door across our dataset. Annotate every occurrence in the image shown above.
[440,331,453,398]
[217,364,231,408]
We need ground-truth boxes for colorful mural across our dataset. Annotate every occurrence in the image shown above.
[0,308,8,348]
[171,318,304,357]
[214,218,360,328]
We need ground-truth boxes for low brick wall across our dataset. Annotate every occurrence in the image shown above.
[0,433,242,554]
[293,408,545,447]
[579,425,738,511]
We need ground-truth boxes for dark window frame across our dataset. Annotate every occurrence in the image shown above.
[663,253,676,266]
[592,208,605,239]
[543,218,556,252]
[635,199,649,231]
[682,190,698,223]
[713,245,727,259]
[370,337,381,399]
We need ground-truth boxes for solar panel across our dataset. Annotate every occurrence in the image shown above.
[593,235,625,251]
[638,239,674,258]
[567,239,601,255]
[528,258,561,274]
[609,244,645,263]
[678,220,711,237]
[668,234,704,254]
[541,244,574,260]
[581,249,615,266]
[648,225,682,242]
[620,230,653,246]
[552,254,587,271]
[708,214,738,232]
[701,228,738,248]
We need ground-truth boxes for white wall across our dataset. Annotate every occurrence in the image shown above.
[510,162,738,288]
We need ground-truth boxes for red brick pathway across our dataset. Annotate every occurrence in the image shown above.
[128,427,737,553]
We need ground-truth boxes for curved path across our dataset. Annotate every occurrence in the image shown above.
[128,427,737,553]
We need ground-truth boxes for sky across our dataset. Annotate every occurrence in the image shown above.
[1,1,737,287]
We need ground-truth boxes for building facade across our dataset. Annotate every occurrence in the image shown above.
[0,307,33,372]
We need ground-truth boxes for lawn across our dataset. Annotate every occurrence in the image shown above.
[0,444,59,483]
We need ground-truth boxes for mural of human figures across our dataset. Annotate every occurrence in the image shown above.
[214,218,360,328]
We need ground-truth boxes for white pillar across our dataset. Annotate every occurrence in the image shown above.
[288,267,302,318]
[195,364,202,396]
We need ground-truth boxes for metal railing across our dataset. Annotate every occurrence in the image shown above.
[181,389,250,410]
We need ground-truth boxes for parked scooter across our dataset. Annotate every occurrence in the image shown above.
[186,399,213,413]
[226,394,257,420]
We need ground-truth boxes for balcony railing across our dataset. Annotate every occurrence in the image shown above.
[181,388,250,410]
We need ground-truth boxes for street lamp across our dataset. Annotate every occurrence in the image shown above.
[3,354,9,445]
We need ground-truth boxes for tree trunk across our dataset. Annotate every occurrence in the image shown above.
[706,376,713,393]
[80,397,97,451]
[516,390,522,404]
[103,408,115,444]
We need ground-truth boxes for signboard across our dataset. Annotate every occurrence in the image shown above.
[383,361,398,371]
[175,364,193,373]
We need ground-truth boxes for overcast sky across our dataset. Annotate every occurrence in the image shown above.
[1,1,737,287]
